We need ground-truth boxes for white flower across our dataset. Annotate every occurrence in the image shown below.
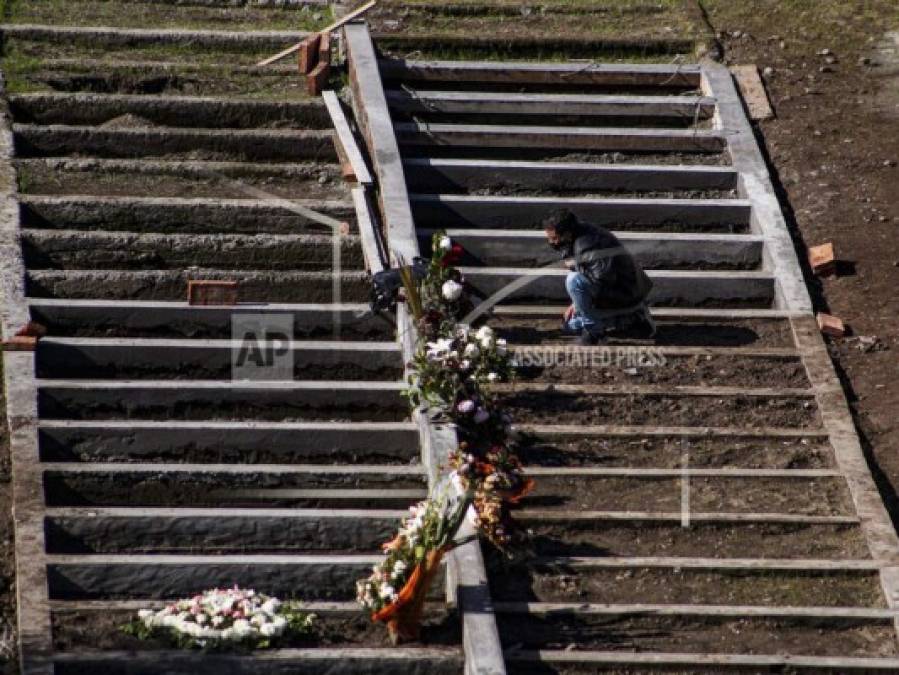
[195,613,208,625]
[137,609,154,621]
[260,622,278,637]
[475,326,494,341]
[232,619,253,638]
[456,399,475,414]
[487,372,499,382]
[442,280,463,301]
[463,343,480,358]
[437,235,452,252]
[212,615,225,627]
[260,598,281,616]
[459,359,471,371]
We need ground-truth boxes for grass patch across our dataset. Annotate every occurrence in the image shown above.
[2,0,333,32]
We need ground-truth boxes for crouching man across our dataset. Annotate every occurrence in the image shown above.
[543,209,655,345]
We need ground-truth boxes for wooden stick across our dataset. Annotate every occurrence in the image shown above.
[256,0,377,67]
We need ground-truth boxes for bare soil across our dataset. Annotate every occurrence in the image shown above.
[515,435,834,469]
[519,475,852,516]
[16,164,346,202]
[487,563,886,607]
[494,316,795,347]
[523,521,869,558]
[497,613,897,656]
[516,354,808,388]
[501,391,820,428]
[51,609,461,651]
[44,472,426,508]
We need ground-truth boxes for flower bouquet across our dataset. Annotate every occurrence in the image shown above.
[357,482,473,644]
[121,586,315,650]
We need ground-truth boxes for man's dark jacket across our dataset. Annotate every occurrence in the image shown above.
[562,221,653,309]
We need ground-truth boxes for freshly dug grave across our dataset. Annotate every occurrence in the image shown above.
[496,613,898,657]
[515,354,809,388]
[515,435,834,469]
[44,472,427,508]
[52,609,460,651]
[500,391,820,429]
[37,396,410,424]
[14,68,314,101]
[36,360,401,383]
[40,440,420,468]
[523,521,869,559]
[519,475,852,516]
[16,163,346,202]
[487,563,887,607]
[493,316,795,348]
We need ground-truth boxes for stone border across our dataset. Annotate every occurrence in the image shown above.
[0,75,54,675]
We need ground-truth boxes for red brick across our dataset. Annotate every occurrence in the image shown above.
[3,335,38,351]
[318,31,331,66]
[297,34,321,75]
[306,59,330,97]
[808,242,836,277]
[188,280,239,306]
[15,321,47,338]
[817,312,845,337]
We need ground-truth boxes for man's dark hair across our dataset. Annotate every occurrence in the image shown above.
[541,208,579,235]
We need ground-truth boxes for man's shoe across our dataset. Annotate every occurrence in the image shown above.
[576,329,606,346]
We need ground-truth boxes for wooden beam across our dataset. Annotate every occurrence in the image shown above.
[403,157,739,193]
[322,91,373,186]
[344,23,418,263]
[386,90,716,118]
[379,59,702,88]
[410,194,751,228]
[730,64,774,120]
[395,121,726,153]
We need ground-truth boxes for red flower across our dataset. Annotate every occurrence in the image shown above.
[440,244,465,267]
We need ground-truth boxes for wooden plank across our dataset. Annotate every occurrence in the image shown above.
[495,603,899,620]
[403,157,739,193]
[730,64,774,120]
[492,382,814,398]
[395,122,726,153]
[521,511,857,525]
[520,424,828,439]
[256,0,377,66]
[344,24,418,263]
[379,59,702,87]
[322,91,373,186]
[532,556,882,571]
[522,467,839,478]
[507,650,899,670]
[418,227,763,269]
[350,187,385,274]
[296,34,320,75]
[492,305,803,319]
[386,89,716,118]
[457,266,776,306]
[410,194,751,228]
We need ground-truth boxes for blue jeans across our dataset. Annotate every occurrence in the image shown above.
[564,272,605,335]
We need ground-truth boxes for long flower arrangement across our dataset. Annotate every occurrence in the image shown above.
[357,232,533,642]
